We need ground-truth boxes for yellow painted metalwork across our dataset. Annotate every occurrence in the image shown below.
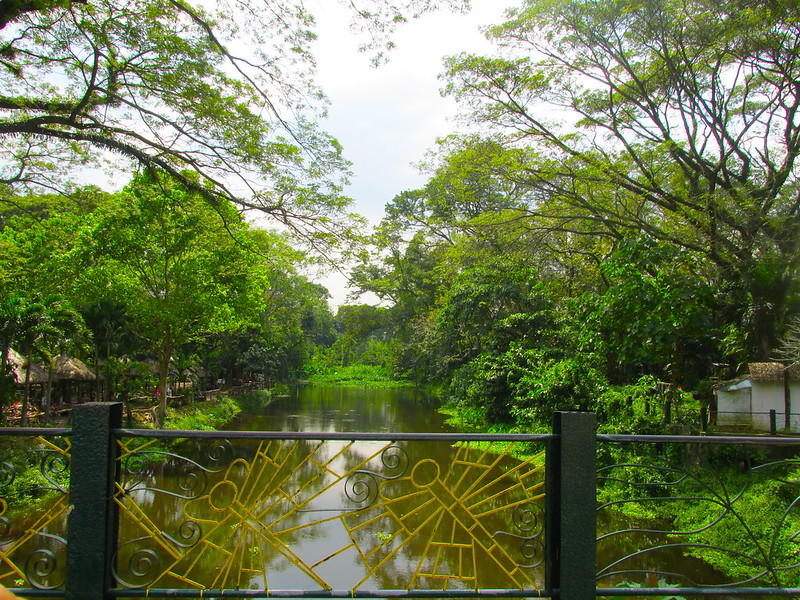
[0,436,70,589]
[114,437,545,593]
[343,443,545,592]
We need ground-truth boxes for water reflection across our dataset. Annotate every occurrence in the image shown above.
[0,436,70,590]
[237,386,448,433]
[115,387,547,592]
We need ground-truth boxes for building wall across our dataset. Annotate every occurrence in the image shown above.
[751,381,784,431]
[789,382,800,432]
[716,379,800,433]
[717,387,752,427]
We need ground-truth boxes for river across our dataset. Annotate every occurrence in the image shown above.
[226,386,451,434]
[5,385,733,593]
[115,385,548,592]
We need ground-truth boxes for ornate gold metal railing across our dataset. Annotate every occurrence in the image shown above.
[113,434,546,594]
[6,407,800,600]
[0,430,70,591]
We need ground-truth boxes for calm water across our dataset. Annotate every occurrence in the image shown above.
[6,386,731,592]
[115,386,547,592]
[227,386,451,433]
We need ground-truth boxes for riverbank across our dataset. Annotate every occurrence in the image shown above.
[304,364,415,388]
[129,389,277,430]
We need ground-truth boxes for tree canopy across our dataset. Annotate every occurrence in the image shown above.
[439,0,800,357]
[0,0,468,253]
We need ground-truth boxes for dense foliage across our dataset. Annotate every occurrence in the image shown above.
[0,181,335,423]
[0,2,798,588]
[348,0,800,434]
[1,0,798,437]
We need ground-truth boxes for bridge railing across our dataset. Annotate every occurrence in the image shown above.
[2,404,800,599]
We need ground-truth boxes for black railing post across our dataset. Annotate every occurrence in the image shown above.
[66,402,123,600]
[546,411,597,600]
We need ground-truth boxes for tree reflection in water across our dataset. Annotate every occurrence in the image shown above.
[114,387,547,593]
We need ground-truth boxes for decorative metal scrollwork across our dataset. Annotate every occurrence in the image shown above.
[162,519,202,549]
[112,539,163,589]
[0,461,15,491]
[41,453,69,493]
[344,445,408,508]
[112,520,202,587]
[339,442,546,591]
[596,444,800,590]
[121,442,233,500]
[114,436,546,593]
[493,502,546,569]
[204,438,234,471]
[24,533,67,589]
[0,436,70,590]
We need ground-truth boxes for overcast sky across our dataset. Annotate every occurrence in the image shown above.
[309,1,517,307]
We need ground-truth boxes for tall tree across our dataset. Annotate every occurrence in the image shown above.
[0,0,466,256]
[442,0,800,358]
[3,294,83,425]
[83,171,269,423]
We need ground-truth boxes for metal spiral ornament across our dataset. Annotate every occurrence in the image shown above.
[176,460,209,499]
[40,452,69,493]
[379,445,409,479]
[123,451,213,499]
[0,461,16,491]
[518,536,545,569]
[24,534,67,589]
[162,519,202,549]
[121,451,155,487]
[343,445,409,509]
[512,502,543,535]
[113,540,163,589]
[492,503,546,569]
[204,438,233,472]
[344,471,380,508]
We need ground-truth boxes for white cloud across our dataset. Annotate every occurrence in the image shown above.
[308,1,517,308]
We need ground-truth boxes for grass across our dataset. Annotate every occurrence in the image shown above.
[305,364,414,388]
[164,395,242,430]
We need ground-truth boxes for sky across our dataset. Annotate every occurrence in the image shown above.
[308,1,518,308]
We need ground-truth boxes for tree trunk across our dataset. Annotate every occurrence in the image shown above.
[93,346,101,401]
[44,362,54,424]
[154,340,173,427]
[21,354,32,426]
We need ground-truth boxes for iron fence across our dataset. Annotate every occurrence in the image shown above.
[2,405,800,599]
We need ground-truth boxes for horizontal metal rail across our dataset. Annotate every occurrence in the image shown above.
[0,427,71,436]
[598,433,800,444]
[597,587,800,596]
[108,589,554,598]
[114,428,554,442]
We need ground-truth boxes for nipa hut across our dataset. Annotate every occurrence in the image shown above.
[51,354,96,404]
[6,348,48,385]
[53,355,96,381]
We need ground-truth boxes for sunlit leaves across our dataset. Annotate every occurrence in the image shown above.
[439,0,800,357]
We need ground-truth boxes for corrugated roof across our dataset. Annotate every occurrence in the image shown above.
[716,378,752,392]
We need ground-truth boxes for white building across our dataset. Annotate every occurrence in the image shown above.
[715,362,800,432]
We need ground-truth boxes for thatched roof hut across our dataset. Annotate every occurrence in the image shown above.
[749,362,785,382]
[787,361,800,382]
[5,349,48,384]
[53,355,96,381]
